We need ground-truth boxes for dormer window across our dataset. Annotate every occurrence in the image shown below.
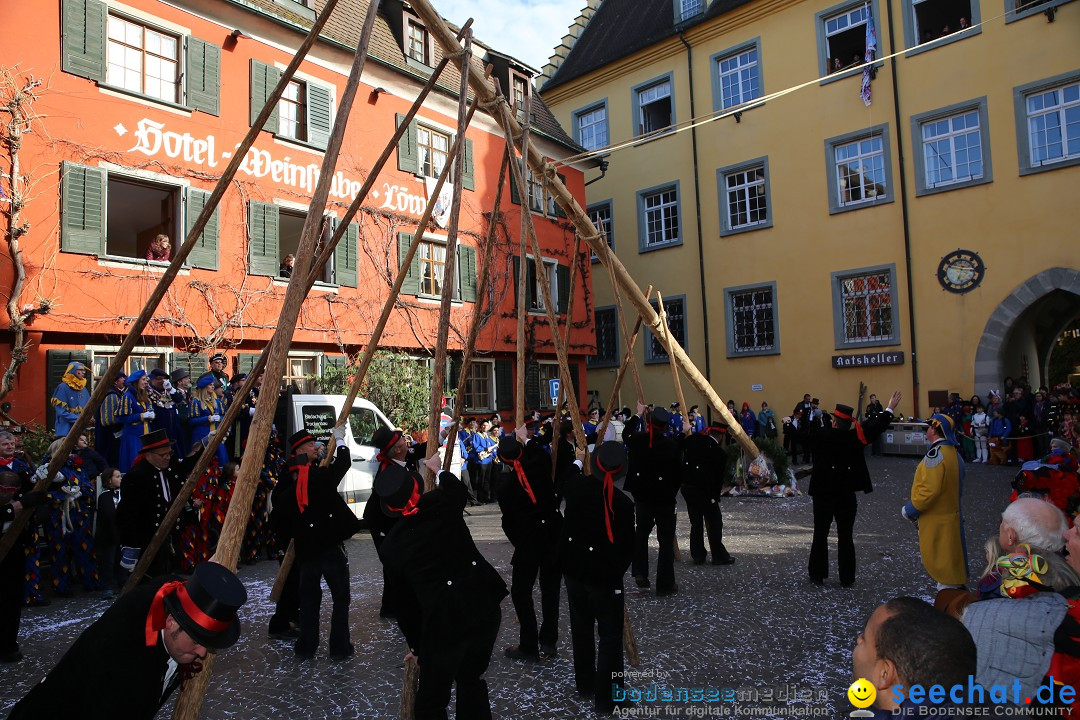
[678,0,704,22]
[407,19,429,64]
[511,71,530,116]
[402,12,434,68]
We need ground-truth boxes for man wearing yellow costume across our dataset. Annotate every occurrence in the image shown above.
[50,362,90,438]
[903,413,969,589]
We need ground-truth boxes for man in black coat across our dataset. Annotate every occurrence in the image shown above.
[625,404,685,595]
[680,425,734,566]
[807,390,901,587]
[378,454,508,720]
[7,561,246,720]
[275,427,361,661]
[117,429,200,577]
[363,425,423,619]
[496,426,562,660]
[557,441,634,715]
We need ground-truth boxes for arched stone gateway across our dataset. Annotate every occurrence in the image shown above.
[974,267,1080,399]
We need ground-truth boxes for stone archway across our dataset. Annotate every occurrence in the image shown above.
[973,267,1080,398]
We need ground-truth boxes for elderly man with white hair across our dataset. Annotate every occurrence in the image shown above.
[1000,497,1069,553]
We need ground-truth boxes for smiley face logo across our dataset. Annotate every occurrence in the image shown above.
[848,678,876,708]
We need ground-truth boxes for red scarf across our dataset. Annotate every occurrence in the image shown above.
[832,409,867,445]
[595,458,622,543]
[144,581,228,646]
[292,461,310,514]
[511,459,537,505]
[0,456,12,467]
[385,478,421,517]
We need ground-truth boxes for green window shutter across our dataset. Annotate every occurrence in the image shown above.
[461,138,475,191]
[554,173,568,217]
[334,221,358,287]
[61,161,106,256]
[185,188,219,270]
[510,167,521,204]
[250,60,281,132]
[557,263,571,313]
[566,363,580,403]
[447,354,462,392]
[495,359,513,411]
[62,0,106,82]
[458,244,477,302]
[306,82,333,151]
[172,352,209,377]
[398,232,420,295]
[185,37,220,116]
[396,114,419,174]
[46,349,92,431]
[526,260,537,309]
[512,256,521,309]
[524,361,541,411]
[237,353,260,376]
[247,201,279,276]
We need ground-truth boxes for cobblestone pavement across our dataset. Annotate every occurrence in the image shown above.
[1,456,1011,719]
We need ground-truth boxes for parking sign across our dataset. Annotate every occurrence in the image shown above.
[549,378,561,405]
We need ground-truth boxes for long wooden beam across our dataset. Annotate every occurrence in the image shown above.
[0,0,348,565]
[171,3,381,717]
[408,0,759,459]
[513,88,532,429]
[422,31,473,489]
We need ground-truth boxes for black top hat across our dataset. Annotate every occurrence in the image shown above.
[649,407,670,427]
[170,368,191,384]
[162,562,247,649]
[288,430,315,453]
[140,429,172,451]
[375,465,419,517]
[498,436,523,462]
[371,426,404,454]
[229,373,246,383]
[592,441,627,478]
[833,403,855,420]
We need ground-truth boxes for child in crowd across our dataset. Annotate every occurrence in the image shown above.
[94,468,122,598]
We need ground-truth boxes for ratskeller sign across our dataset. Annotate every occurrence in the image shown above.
[831,351,905,369]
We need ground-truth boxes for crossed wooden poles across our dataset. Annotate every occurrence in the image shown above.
[0,0,760,715]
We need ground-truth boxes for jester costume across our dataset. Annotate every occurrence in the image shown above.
[241,434,283,563]
[51,362,89,438]
[40,454,99,595]
[0,454,45,606]
[116,371,154,472]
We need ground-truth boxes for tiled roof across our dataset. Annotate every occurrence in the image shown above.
[540,0,752,93]
[225,0,582,152]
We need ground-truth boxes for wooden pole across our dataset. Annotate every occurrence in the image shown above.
[494,103,588,454]
[608,260,645,405]
[123,1,408,594]
[422,31,473,490]
[548,234,581,479]
[0,0,348,565]
[407,0,759,460]
[594,285,651,444]
[512,86,532,429]
[442,150,509,471]
[400,654,419,720]
[656,291,686,563]
[171,3,381,718]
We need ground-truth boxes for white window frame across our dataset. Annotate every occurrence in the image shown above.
[463,360,495,412]
[911,97,993,196]
[278,79,308,143]
[632,74,675,138]
[716,45,761,111]
[717,157,772,236]
[637,182,682,251]
[525,254,558,314]
[106,13,182,104]
[574,103,609,151]
[1015,73,1080,174]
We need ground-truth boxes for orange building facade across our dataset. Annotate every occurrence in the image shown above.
[0,0,596,431]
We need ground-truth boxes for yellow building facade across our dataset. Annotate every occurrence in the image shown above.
[541,0,1079,421]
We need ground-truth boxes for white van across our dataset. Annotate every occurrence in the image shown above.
[277,391,394,520]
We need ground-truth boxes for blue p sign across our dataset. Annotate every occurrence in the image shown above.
[549,378,561,404]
